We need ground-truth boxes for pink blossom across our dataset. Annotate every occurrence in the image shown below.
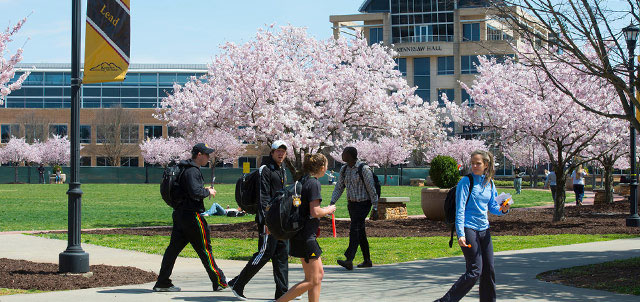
[0,18,30,105]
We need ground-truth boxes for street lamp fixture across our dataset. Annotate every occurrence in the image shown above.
[622,23,640,227]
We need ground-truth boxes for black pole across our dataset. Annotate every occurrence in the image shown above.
[626,40,640,227]
[59,0,89,273]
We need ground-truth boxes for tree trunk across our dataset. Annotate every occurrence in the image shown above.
[603,162,614,204]
[285,157,304,181]
[553,168,567,222]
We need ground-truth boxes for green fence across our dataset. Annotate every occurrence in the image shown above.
[0,166,431,185]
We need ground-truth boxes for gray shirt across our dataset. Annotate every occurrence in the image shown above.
[330,160,379,209]
[545,171,557,186]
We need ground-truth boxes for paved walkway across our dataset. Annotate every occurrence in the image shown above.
[0,233,639,301]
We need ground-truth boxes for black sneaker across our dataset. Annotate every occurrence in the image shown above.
[357,260,373,268]
[153,285,181,292]
[337,259,353,270]
[231,287,248,301]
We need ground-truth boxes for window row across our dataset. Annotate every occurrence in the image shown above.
[8,86,172,98]
[0,124,164,144]
[391,0,455,14]
[18,72,204,87]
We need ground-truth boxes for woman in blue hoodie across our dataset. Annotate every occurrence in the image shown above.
[435,150,510,302]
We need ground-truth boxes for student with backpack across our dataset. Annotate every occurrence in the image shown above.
[229,140,290,301]
[154,143,228,293]
[276,153,336,302]
[330,147,379,270]
[435,150,510,302]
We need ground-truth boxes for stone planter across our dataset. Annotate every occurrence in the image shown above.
[593,189,606,205]
[614,184,631,196]
[421,187,448,221]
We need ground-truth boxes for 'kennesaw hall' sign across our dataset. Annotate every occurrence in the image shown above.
[393,43,451,55]
[83,0,130,84]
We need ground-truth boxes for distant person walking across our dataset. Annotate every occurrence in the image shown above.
[571,166,588,206]
[154,143,228,293]
[37,164,45,184]
[513,168,524,194]
[435,150,510,302]
[331,147,379,270]
[544,168,557,203]
[277,153,336,302]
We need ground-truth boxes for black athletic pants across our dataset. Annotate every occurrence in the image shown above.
[156,209,227,290]
[439,228,496,302]
[344,200,371,262]
[230,223,289,299]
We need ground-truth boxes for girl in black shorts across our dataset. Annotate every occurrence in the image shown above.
[276,153,336,302]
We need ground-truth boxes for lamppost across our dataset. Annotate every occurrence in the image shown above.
[623,23,640,227]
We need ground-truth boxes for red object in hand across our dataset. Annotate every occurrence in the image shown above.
[332,214,336,238]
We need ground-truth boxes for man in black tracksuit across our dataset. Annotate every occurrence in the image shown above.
[154,143,228,292]
[229,140,289,301]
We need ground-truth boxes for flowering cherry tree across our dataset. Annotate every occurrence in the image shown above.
[1,18,30,104]
[445,53,623,221]
[36,135,72,166]
[156,26,445,179]
[503,137,549,187]
[333,137,411,185]
[0,137,39,183]
[139,137,191,167]
[423,137,487,170]
[190,129,246,180]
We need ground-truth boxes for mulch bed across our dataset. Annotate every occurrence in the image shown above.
[0,258,157,292]
[57,200,640,238]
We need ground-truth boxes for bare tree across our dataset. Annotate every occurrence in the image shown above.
[93,105,139,166]
[17,112,51,143]
[488,0,640,129]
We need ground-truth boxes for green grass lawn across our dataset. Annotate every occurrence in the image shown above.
[0,184,567,231]
[36,233,635,265]
[0,288,44,295]
[537,257,640,296]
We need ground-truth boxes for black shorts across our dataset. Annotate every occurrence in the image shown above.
[290,238,322,263]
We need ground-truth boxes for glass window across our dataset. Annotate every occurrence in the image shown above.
[120,98,139,108]
[24,87,44,96]
[461,55,480,74]
[102,88,120,97]
[1,124,20,143]
[80,125,91,144]
[144,125,162,140]
[176,74,193,84]
[24,72,43,85]
[83,87,101,97]
[158,87,174,97]
[43,98,63,108]
[63,87,71,96]
[83,98,101,108]
[80,156,92,166]
[45,87,63,96]
[121,124,139,144]
[6,97,25,108]
[394,58,407,76]
[25,124,45,143]
[96,157,112,166]
[26,98,45,108]
[462,89,474,107]
[140,88,157,97]
[239,156,257,169]
[123,73,140,84]
[438,89,454,107]
[463,23,480,41]
[139,73,157,86]
[369,27,384,45]
[9,87,25,96]
[49,124,68,137]
[44,73,64,85]
[167,126,180,137]
[101,98,120,108]
[139,99,157,108]
[414,57,430,102]
[437,56,454,75]
[120,156,139,167]
[159,73,177,85]
[96,125,107,143]
[121,87,138,97]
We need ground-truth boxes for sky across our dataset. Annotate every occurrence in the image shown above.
[0,0,364,64]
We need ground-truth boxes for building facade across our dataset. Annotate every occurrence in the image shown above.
[331,0,542,138]
[0,63,265,167]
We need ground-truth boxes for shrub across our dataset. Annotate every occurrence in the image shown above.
[429,155,460,189]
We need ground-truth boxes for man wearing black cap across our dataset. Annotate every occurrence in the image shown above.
[154,143,228,293]
[229,140,289,301]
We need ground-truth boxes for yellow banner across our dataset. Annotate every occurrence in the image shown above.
[83,0,130,84]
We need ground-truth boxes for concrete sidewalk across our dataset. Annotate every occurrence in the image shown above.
[0,234,639,301]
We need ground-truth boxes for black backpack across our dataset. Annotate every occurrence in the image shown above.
[265,176,307,240]
[341,163,382,199]
[443,174,473,248]
[234,165,266,214]
[160,163,186,208]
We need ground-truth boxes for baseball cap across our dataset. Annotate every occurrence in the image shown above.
[192,143,214,155]
[271,140,287,150]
